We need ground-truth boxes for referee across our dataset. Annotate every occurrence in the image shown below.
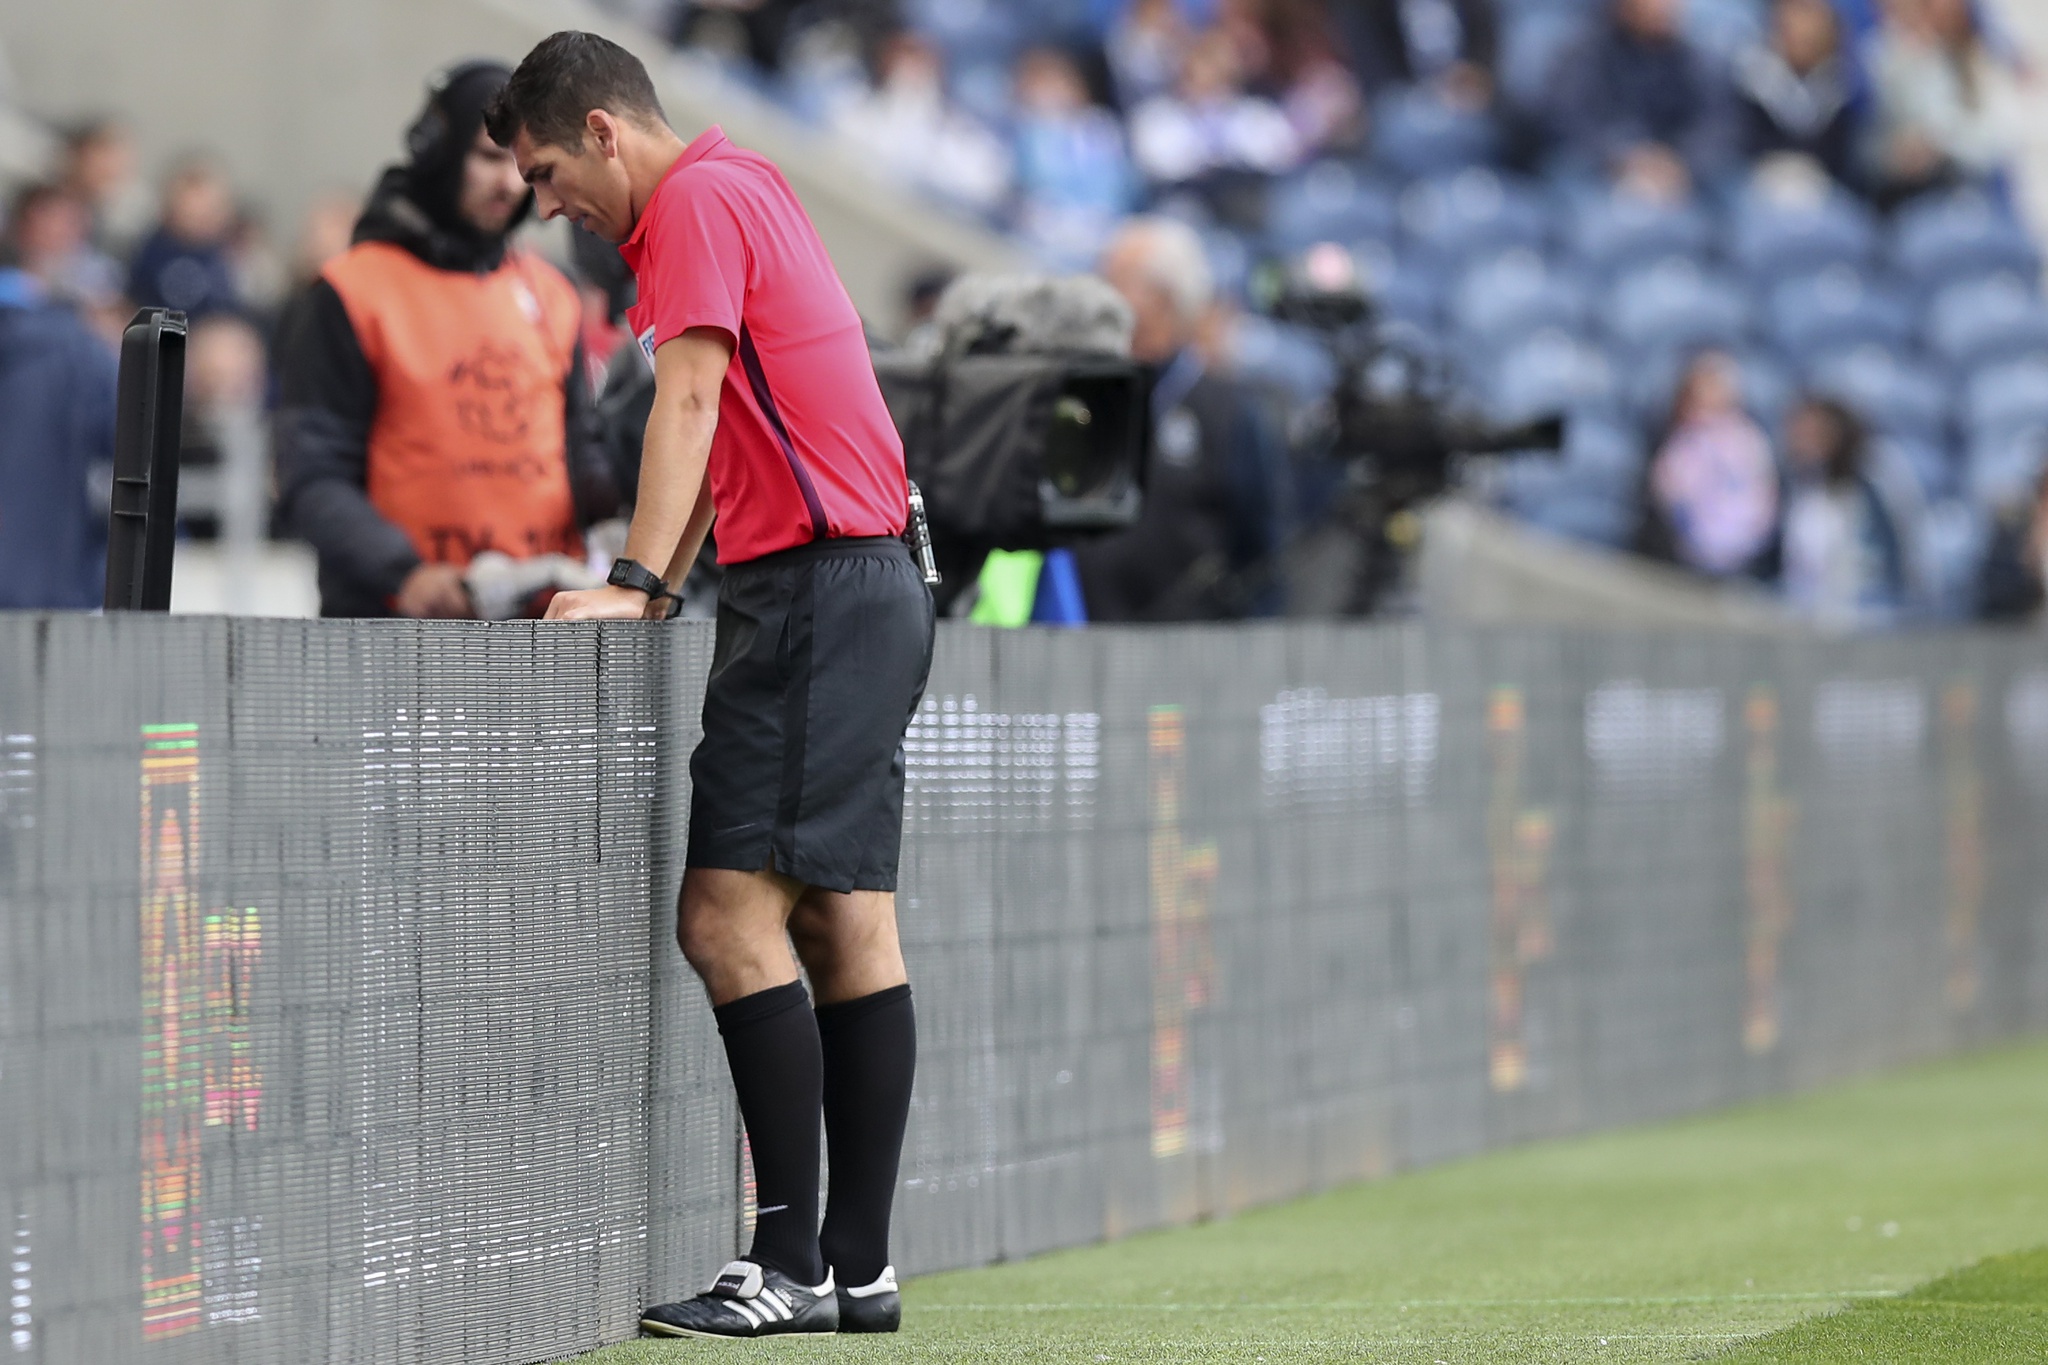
[488,33,933,1338]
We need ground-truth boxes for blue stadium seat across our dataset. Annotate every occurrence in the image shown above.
[1564,190,1714,283]
[906,0,1024,68]
[1498,8,1589,113]
[1400,169,1553,271]
[1916,498,1990,619]
[1685,0,1768,58]
[1891,189,2043,294]
[1371,88,1502,179]
[1767,267,1914,362]
[1728,188,1881,284]
[1925,273,2048,372]
[1488,327,1620,424]
[1807,345,1951,448]
[1964,428,2048,507]
[1964,356,2048,449]
[1449,249,1592,358]
[1877,434,1959,500]
[1227,314,1339,406]
[1265,162,1398,254]
[1496,416,1647,549]
[1605,257,1752,354]
[1353,239,1445,329]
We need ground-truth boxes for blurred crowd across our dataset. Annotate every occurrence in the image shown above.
[629,0,2048,628]
[3,0,2047,627]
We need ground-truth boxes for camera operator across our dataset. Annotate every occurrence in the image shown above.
[274,60,617,618]
[1072,216,1287,620]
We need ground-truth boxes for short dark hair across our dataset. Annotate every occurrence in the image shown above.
[484,31,666,150]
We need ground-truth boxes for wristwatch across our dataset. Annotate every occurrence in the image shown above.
[608,557,683,618]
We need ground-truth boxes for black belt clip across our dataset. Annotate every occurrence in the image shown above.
[905,481,940,587]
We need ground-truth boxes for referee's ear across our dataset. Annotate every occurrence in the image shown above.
[586,109,624,162]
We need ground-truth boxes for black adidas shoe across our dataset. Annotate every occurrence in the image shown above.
[836,1266,901,1333]
[640,1260,838,1338]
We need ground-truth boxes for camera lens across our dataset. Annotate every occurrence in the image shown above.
[1046,379,1121,499]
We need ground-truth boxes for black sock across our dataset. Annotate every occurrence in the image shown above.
[714,981,824,1285]
[816,983,916,1288]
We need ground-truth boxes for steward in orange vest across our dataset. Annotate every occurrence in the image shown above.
[276,60,617,617]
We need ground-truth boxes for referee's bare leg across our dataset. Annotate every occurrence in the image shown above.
[680,865,917,1327]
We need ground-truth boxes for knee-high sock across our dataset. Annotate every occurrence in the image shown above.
[714,981,824,1285]
[816,984,916,1287]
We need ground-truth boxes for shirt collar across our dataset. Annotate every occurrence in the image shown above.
[623,125,729,256]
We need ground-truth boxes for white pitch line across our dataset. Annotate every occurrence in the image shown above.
[917,1290,1892,1311]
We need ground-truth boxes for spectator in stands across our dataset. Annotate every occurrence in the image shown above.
[1129,28,1303,196]
[289,192,362,292]
[1249,0,1367,157]
[274,61,616,618]
[1345,0,1497,110]
[1868,0,2023,206]
[1777,394,1909,625]
[1071,216,1288,620]
[1640,351,1781,580]
[1010,46,1137,266]
[0,256,118,609]
[1107,0,1192,109]
[127,159,241,321]
[1734,0,1864,190]
[1978,458,2048,623]
[1546,0,1740,203]
[3,183,120,317]
[57,118,150,255]
[832,32,1012,219]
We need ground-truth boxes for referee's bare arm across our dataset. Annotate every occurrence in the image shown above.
[545,328,732,621]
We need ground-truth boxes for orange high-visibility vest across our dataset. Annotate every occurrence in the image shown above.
[322,241,583,569]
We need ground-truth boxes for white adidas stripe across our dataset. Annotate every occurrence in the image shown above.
[728,1299,764,1330]
[760,1290,792,1322]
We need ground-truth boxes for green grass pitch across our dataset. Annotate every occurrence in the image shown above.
[575,1040,2048,1363]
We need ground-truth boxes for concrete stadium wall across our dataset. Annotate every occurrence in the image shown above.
[3,614,2046,1364]
[0,0,1022,329]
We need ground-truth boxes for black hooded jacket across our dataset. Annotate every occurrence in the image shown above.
[273,69,614,617]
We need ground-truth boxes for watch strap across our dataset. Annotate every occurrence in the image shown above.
[608,557,681,615]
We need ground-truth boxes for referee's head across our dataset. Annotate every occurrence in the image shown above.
[485,31,672,245]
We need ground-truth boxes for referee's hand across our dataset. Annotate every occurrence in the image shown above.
[544,585,656,621]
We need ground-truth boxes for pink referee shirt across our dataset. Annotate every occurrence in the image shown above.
[619,126,907,564]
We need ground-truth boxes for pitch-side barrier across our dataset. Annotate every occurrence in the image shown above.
[4,615,2044,1363]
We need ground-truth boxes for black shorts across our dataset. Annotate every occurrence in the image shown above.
[686,536,935,893]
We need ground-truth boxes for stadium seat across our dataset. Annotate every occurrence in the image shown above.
[1767,267,1914,363]
[1488,327,1620,424]
[1449,249,1592,358]
[1963,356,2048,449]
[1807,345,1951,448]
[1728,187,1880,284]
[1877,434,1958,500]
[1564,190,1714,282]
[1371,87,1502,179]
[1353,238,1444,329]
[1925,273,2048,372]
[1891,189,2043,294]
[1266,161,1398,254]
[1496,416,1647,549]
[1685,0,1768,57]
[1604,256,1752,354]
[1917,498,1990,619]
[1227,313,1339,405]
[1498,8,1589,113]
[1964,428,2048,507]
[1400,169,1553,271]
